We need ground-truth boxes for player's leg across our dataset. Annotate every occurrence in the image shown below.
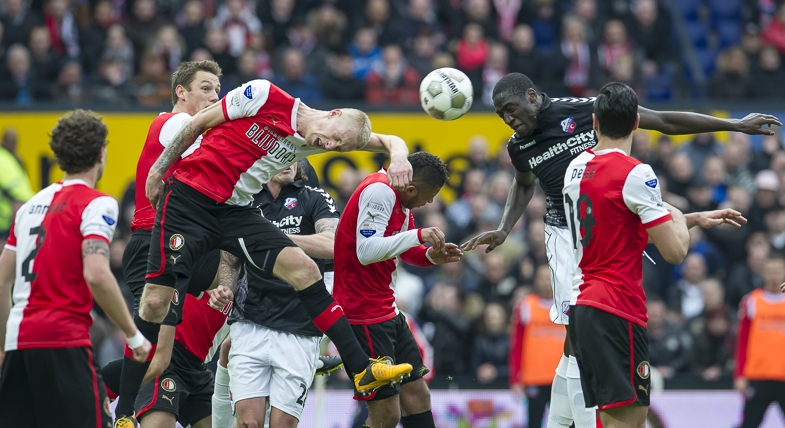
[269,407,300,428]
[367,396,402,428]
[117,180,221,425]
[228,321,273,428]
[220,206,410,392]
[213,336,235,428]
[179,369,217,428]
[545,224,596,428]
[740,380,776,428]
[266,328,321,427]
[0,350,37,425]
[139,410,177,428]
[599,403,648,428]
[395,314,434,428]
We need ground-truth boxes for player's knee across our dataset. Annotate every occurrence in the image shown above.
[236,419,262,428]
[219,337,232,365]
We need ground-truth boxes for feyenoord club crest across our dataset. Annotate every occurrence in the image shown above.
[637,361,650,379]
[561,116,577,133]
[284,197,298,210]
[169,234,185,250]
[171,290,180,306]
[161,378,177,392]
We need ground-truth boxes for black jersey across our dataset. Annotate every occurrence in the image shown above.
[507,94,597,227]
[231,180,340,336]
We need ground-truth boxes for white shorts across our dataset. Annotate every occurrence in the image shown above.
[545,224,575,325]
[227,321,320,420]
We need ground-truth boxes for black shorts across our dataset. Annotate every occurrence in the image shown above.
[135,342,213,426]
[146,178,295,322]
[568,305,651,410]
[346,313,429,401]
[0,347,112,428]
[123,229,221,326]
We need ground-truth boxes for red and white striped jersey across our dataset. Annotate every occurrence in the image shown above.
[563,149,671,327]
[131,112,202,231]
[175,291,230,363]
[333,171,432,324]
[4,180,118,351]
[174,80,324,206]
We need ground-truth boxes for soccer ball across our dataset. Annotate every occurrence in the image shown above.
[419,68,473,121]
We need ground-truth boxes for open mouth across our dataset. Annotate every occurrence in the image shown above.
[315,137,323,148]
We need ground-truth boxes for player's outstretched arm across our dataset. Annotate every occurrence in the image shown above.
[288,218,338,260]
[209,251,240,310]
[638,106,782,135]
[0,247,16,365]
[462,170,536,253]
[646,206,690,265]
[363,133,412,191]
[142,325,175,384]
[425,243,463,265]
[146,101,227,208]
[683,208,747,229]
[83,239,151,362]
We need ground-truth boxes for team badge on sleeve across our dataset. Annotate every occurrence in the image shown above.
[243,85,254,100]
[102,212,116,226]
[360,222,376,237]
[645,178,658,188]
[284,197,298,210]
[560,117,577,133]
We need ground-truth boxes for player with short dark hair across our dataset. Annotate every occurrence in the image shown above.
[463,72,778,427]
[334,152,461,428]
[0,110,151,427]
[563,82,747,427]
[116,79,414,428]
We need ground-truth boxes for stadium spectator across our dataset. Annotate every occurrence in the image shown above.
[123,0,167,62]
[724,135,757,194]
[705,186,754,266]
[481,43,508,106]
[0,44,49,103]
[211,0,261,57]
[688,279,735,381]
[311,4,346,52]
[597,19,636,80]
[669,253,710,320]
[403,0,443,47]
[626,0,672,75]
[362,0,402,47]
[647,299,693,379]
[258,0,296,48]
[749,130,782,173]
[203,26,235,75]
[364,43,421,105]
[764,204,785,256]
[281,18,328,78]
[471,302,509,384]
[703,156,728,205]
[52,58,86,102]
[146,25,185,73]
[134,53,170,106]
[1,0,42,49]
[408,28,439,77]
[320,50,364,101]
[726,233,769,309]
[29,25,59,82]
[570,0,602,45]
[453,22,488,93]
[246,33,273,80]
[761,3,785,54]
[348,26,381,80]
[680,133,725,175]
[223,48,260,93]
[420,283,471,375]
[90,59,135,105]
[273,47,322,103]
[176,0,207,56]
[710,47,753,99]
[460,0,499,42]
[560,16,600,96]
[44,0,79,59]
[101,24,134,85]
[476,251,516,303]
[79,0,113,76]
[751,45,785,98]
[0,129,33,239]
[0,128,22,167]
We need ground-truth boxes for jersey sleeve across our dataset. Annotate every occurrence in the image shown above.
[159,113,200,158]
[305,186,340,223]
[81,196,119,244]
[622,164,671,228]
[400,210,432,267]
[222,79,273,121]
[5,217,17,251]
[355,182,422,265]
[507,136,531,173]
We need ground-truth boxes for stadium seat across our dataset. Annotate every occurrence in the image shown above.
[693,48,719,76]
[716,20,742,48]
[643,72,674,101]
[709,0,743,21]
[674,0,703,21]
[684,21,711,49]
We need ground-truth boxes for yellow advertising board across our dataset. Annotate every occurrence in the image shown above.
[0,111,730,202]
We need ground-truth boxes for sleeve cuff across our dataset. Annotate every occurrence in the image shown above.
[424,248,436,265]
[3,244,16,251]
[83,234,111,245]
[417,228,423,244]
[221,97,230,121]
[643,214,672,229]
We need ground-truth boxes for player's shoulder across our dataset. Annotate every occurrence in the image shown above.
[544,95,596,116]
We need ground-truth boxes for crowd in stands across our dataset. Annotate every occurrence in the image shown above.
[1,0,784,106]
[2,123,780,387]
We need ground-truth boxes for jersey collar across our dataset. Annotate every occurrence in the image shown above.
[61,178,90,187]
[588,148,627,156]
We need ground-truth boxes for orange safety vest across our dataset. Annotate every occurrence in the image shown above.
[519,295,567,386]
[744,289,785,381]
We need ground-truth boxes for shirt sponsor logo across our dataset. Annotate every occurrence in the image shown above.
[645,179,658,188]
[273,215,302,228]
[244,124,297,164]
[284,197,298,210]
[360,229,376,237]
[560,116,577,133]
[518,140,536,150]
[243,85,254,100]
[368,201,386,212]
[527,130,596,170]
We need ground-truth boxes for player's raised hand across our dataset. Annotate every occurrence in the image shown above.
[687,209,747,229]
[736,113,782,135]
[387,155,413,191]
[427,243,463,264]
[461,229,508,253]
[131,339,152,363]
[420,227,445,252]
[146,170,165,210]
[208,285,234,310]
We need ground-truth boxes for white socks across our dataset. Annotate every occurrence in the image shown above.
[547,355,573,427]
[566,355,597,428]
[212,364,235,428]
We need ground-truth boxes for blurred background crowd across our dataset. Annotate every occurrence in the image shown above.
[0,0,783,105]
[3,122,785,390]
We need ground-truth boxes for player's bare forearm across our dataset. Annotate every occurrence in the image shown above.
[639,107,782,135]
[151,121,204,176]
[499,172,536,234]
[217,251,241,293]
[364,133,409,156]
[0,249,17,348]
[287,218,337,259]
[142,325,175,384]
[83,240,137,337]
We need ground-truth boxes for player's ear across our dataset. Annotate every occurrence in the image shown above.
[592,113,599,134]
[175,84,186,101]
[633,113,640,131]
[328,109,342,118]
